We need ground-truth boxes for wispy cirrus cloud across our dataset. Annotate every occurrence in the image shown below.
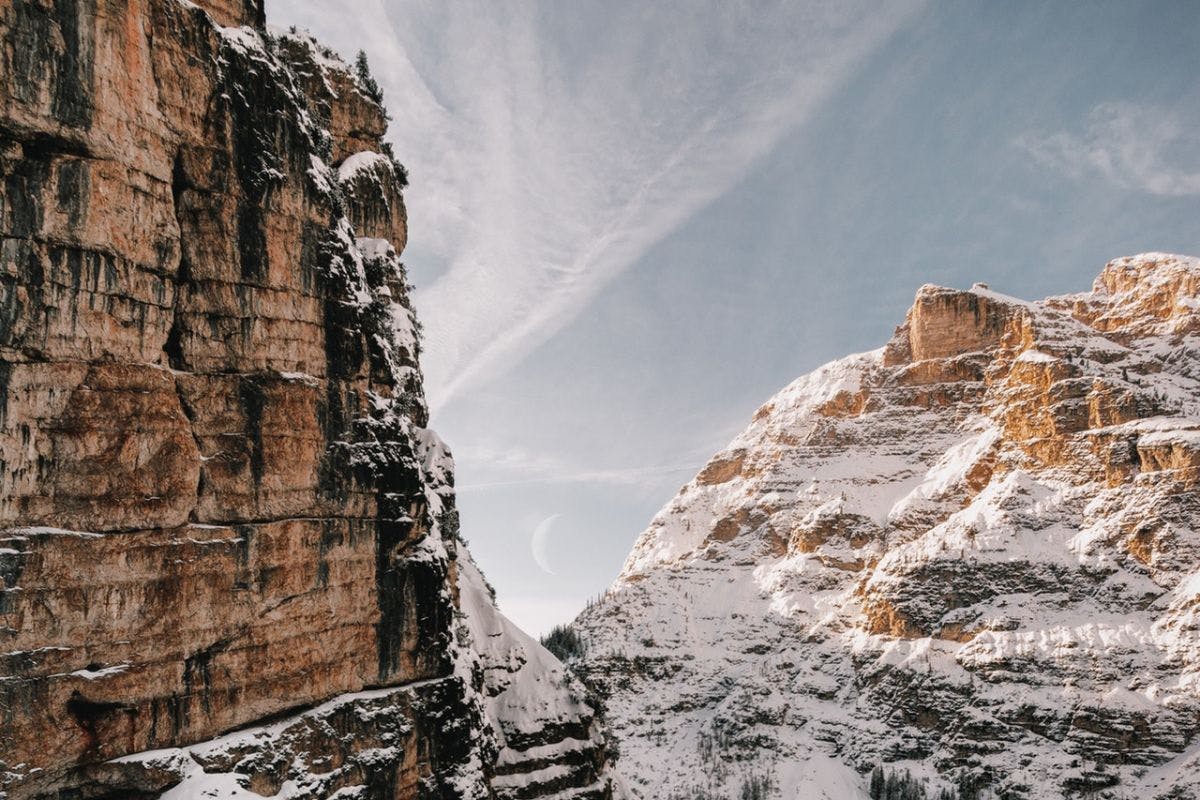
[1018,101,1200,197]
[271,0,929,409]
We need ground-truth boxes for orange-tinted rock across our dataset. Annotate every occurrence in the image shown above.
[2,2,616,798]
[901,285,1022,362]
[696,450,746,485]
[789,510,880,555]
[1086,430,1141,487]
[1063,254,1200,340]
[0,518,401,773]
[815,387,871,417]
[0,1,462,796]
[194,0,264,28]
[861,597,922,638]
[1137,431,1200,486]
[0,362,199,531]
[339,151,410,254]
[892,354,988,387]
[709,507,756,543]
[274,34,393,165]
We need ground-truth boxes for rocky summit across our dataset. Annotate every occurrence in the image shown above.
[0,1,614,798]
[574,254,1200,799]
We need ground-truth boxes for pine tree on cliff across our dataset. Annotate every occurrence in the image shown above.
[870,766,886,799]
[355,50,385,105]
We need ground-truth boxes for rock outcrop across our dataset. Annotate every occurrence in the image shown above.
[575,254,1200,799]
[0,1,614,798]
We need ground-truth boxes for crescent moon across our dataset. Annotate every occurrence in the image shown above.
[531,514,562,575]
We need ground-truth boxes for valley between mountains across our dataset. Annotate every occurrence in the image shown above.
[3,1,1200,799]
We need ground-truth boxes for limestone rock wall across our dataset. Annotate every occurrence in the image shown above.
[0,0,456,794]
[0,2,615,799]
[194,0,264,28]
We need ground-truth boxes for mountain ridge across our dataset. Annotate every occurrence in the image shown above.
[575,253,1200,800]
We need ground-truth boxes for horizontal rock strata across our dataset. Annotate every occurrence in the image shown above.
[0,1,615,798]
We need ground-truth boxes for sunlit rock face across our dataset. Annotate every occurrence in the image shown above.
[576,254,1200,800]
[0,2,614,798]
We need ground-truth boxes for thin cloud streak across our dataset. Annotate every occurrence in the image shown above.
[415,1,931,410]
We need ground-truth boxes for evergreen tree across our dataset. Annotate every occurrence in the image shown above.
[540,623,585,661]
[866,762,995,800]
[379,141,409,187]
[739,774,771,800]
[870,766,886,800]
[354,50,385,105]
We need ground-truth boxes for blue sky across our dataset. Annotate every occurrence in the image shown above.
[269,0,1200,635]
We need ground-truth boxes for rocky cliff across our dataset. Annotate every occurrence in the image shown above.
[0,1,613,798]
[575,254,1200,799]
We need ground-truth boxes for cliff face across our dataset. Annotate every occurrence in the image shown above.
[0,1,613,798]
[575,255,1200,799]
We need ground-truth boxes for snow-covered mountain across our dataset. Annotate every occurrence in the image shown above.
[574,254,1200,799]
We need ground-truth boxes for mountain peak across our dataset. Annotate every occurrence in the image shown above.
[578,254,1200,799]
[886,281,1028,366]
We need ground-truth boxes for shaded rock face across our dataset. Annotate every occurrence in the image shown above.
[576,254,1200,799]
[195,0,264,28]
[0,2,615,799]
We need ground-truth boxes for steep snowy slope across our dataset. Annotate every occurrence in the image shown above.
[459,554,619,800]
[575,255,1200,800]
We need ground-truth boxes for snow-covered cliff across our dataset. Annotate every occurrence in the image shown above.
[575,254,1200,800]
[0,1,615,797]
